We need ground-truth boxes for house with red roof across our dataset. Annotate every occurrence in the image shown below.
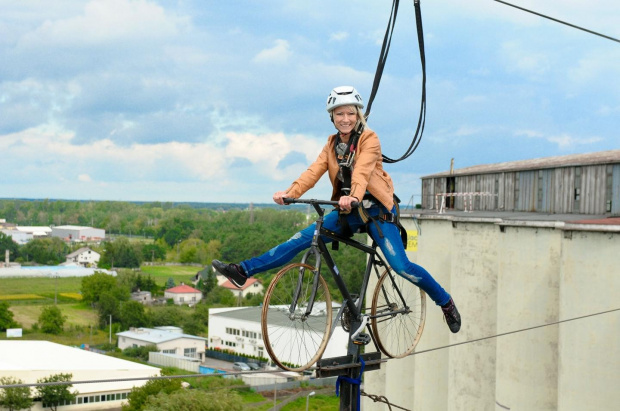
[164,283,202,306]
[220,277,264,299]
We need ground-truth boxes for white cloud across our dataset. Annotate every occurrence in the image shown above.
[500,41,550,79]
[515,129,603,149]
[78,174,92,182]
[18,0,183,48]
[547,134,603,149]
[329,32,349,42]
[253,39,292,64]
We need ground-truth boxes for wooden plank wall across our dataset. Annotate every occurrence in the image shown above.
[579,165,607,214]
[421,163,618,214]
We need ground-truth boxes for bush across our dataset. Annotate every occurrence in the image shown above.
[122,344,159,361]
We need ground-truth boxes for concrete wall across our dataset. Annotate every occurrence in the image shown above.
[362,215,620,411]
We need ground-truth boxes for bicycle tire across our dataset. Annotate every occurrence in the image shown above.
[261,263,332,371]
[371,269,426,358]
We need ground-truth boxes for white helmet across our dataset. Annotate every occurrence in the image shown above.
[326,86,364,113]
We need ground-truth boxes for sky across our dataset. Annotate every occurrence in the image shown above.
[1,0,618,205]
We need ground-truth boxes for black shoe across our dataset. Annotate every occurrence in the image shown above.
[212,260,247,288]
[441,298,461,333]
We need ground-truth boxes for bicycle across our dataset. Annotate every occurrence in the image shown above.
[261,198,426,372]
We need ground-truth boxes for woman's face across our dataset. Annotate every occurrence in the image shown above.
[332,106,358,135]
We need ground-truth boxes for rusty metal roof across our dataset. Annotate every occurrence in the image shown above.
[422,149,620,178]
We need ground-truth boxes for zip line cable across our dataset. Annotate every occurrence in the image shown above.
[3,307,617,389]
[493,0,620,44]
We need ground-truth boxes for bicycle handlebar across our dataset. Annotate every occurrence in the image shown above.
[283,198,360,208]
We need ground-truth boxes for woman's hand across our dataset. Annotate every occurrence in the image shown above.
[338,195,359,212]
[273,191,289,205]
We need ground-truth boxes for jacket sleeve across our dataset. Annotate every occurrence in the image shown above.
[285,139,331,198]
[349,131,382,201]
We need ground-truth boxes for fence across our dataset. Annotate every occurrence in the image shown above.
[435,192,498,213]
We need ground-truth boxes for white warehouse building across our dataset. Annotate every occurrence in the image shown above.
[0,340,160,410]
[208,306,348,365]
[51,225,105,242]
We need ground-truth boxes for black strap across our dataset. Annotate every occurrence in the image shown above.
[365,0,427,164]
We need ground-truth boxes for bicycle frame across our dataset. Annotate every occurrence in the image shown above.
[292,200,410,326]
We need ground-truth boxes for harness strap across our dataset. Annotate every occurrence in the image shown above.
[335,357,366,411]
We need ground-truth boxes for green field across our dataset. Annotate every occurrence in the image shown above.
[140,265,202,286]
[0,276,83,296]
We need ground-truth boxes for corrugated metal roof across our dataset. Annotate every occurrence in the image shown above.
[422,149,620,178]
[116,327,206,343]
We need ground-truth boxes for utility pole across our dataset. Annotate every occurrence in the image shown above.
[109,315,112,345]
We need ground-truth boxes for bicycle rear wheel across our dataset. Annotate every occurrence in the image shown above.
[261,263,332,371]
[371,269,426,358]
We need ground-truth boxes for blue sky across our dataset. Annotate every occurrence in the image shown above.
[1,0,618,204]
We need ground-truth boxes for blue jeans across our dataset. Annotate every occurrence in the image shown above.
[240,205,451,306]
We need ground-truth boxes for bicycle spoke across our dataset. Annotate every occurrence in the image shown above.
[371,269,426,358]
[262,264,332,371]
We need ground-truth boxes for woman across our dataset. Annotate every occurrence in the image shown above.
[213,86,461,333]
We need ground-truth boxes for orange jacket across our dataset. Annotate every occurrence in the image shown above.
[285,129,395,210]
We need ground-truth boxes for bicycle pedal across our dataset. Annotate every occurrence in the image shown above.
[353,332,371,345]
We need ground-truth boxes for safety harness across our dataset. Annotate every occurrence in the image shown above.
[334,128,407,249]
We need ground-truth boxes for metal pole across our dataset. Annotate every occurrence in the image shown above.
[340,320,362,411]
[306,391,315,411]
[109,315,112,344]
[273,383,277,409]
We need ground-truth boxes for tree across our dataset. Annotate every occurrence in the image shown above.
[165,277,176,289]
[36,373,77,411]
[38,305,67,335]
[142,242,167,262]
[81,271,120,304]
[122,378,182,411]
[120,300,149,329]
[0,302,19,331]
[0,376,33,411]
[181,316,204,336]
[0,232,19,263]
[143,388,242,411]
[96,291,121,327]
[150,306,184,328]
[196,267,217,296]
[99,237,142,268]
[202,286,236,306]
[19,237,69,265]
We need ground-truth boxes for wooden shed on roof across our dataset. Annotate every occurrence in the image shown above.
[420,149,620,215]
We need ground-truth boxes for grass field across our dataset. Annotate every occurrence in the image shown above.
[0,276,83,296]
[9,302,98,328]
[140,265,202,286]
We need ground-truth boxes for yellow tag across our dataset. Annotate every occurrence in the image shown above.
[405,230,418,251]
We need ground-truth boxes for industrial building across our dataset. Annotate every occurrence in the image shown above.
[362,204,619,410]
[421,149,620,215]
[51,225,105,242]
[0,340,160,410]
[208,306,348,365]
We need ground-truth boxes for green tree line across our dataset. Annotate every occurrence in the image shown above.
[0,199,368,297]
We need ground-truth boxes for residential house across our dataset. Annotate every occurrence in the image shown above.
[65,247,101,267]
[117,327,207,361]
[164,283,202,306]
[220,277,264,299]
[130,290,152,305]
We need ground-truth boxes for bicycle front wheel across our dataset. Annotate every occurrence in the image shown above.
[261,263,332,371]
[371,269,426,358]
